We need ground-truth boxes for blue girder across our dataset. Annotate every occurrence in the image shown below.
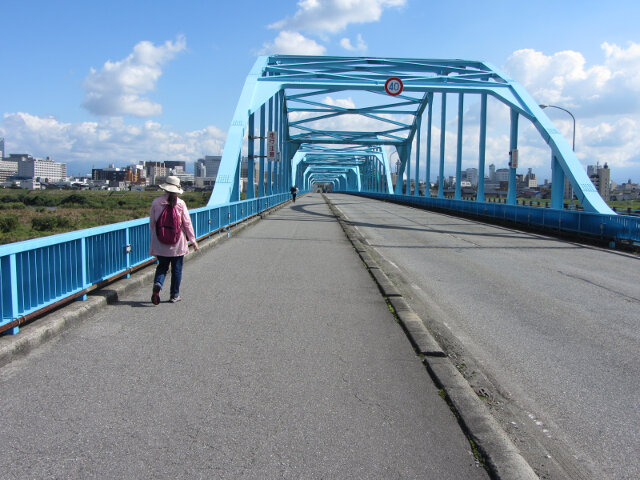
[209,55,613,214]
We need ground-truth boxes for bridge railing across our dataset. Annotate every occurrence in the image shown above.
[0,193,290,335]
[350,192,640,246]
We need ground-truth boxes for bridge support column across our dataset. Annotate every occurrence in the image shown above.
[258,105,265,197]
[438,93,447,199]
[394,146,409,195]
[231,153,241,202]
[426,93,433,197]
[455,93,463,200]
[247,113,255,199]
[414,116,421,196]
[267,97,273,195]
[406,147,411,195]
[551,155,565,209]
[507,110,519,205]
[477,94,487,202]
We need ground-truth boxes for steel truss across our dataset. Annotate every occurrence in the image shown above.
[209,55,613,214]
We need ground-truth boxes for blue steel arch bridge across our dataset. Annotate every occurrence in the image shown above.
[211,54,613,213]
[0,55,639,336]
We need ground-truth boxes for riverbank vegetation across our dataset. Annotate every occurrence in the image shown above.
[0,189,209,244]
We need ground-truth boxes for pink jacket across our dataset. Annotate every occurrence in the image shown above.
[149,194,197,257]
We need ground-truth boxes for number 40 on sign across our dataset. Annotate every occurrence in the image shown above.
[384,77,403,96]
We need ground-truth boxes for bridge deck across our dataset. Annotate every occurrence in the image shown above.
[328,193,640,480]
[0,194,487,479]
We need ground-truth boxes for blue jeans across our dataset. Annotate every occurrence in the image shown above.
[154,255,184,298]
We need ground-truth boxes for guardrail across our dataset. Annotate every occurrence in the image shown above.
[348,192,640,247]
[0,193,290,335]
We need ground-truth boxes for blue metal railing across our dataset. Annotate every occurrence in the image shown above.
[0,193,290,335]
[348,192,640,245]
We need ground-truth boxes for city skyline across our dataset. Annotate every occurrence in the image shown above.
[1,1,640,183]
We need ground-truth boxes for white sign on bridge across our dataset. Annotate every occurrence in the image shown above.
[267,131,277,160]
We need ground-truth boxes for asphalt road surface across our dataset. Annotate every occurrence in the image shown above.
[0,194,488,480]
[329,193,640,480]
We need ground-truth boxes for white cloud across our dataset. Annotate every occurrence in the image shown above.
[259,31,326,55]
[501,42,640,179]
[340,34,367,52]
[269,0,405,34]
[504,42,640,116]
[0,112,225,173]
[82,36,187,117]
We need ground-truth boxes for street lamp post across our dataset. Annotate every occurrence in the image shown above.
[539,104,576,204]
[539,104,575,151]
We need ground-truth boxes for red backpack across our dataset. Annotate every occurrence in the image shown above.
[156,204,182,244]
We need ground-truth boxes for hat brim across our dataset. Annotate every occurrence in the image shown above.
[160,184,183,194]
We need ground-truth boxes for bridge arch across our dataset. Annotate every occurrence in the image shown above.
[209,55,613,215]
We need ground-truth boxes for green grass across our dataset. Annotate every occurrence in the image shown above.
[0,189,211,244]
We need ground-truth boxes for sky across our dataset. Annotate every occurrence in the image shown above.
[1,0,640,184]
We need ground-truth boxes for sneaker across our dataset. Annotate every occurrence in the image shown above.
[169,296,181,303]
[151,285,161,305]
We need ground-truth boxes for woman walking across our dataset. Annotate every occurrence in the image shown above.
[149,176,199,304]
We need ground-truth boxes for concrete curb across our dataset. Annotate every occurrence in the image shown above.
[426,357,539,480]
[0,201,289,369]
[323,194,539,480]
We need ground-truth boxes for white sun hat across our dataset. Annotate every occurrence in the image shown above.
[160,176,183,194]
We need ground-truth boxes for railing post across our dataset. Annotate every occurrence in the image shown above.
[8,254,19,334]
[124,228,131,279]
[79,238,88,301]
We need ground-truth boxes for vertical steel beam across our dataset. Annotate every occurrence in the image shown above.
[406,145,411,194]
[438,93,447,199]
[477,93,488,202]
[551,155,565,209]
[426,93,433,197]
[507,109,519,205]
[231,152,240,202]
[414,116,421,196]
[258,104,265,197]
[274,93,280,194]
[247,113,255,200]
[267,97,273,195]
[455,93,464,200]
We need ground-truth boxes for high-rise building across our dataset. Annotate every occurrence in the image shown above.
[525,168,538,188]
[165,160,186,172]
[17,156,66,181]
[195,156,221,179]
[589,163,611,201]
[495,168,510,182]
[0,137,4,160]
[465,167,479,186]
[489,164,496,181]
[0,160,18,183]
[92,166,127,183]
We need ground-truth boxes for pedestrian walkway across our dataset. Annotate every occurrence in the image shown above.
[0,194,488,479]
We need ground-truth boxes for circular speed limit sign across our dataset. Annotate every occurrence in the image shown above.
[384,77,403,96]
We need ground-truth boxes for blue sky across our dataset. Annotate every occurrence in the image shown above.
[1,0,640,183]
